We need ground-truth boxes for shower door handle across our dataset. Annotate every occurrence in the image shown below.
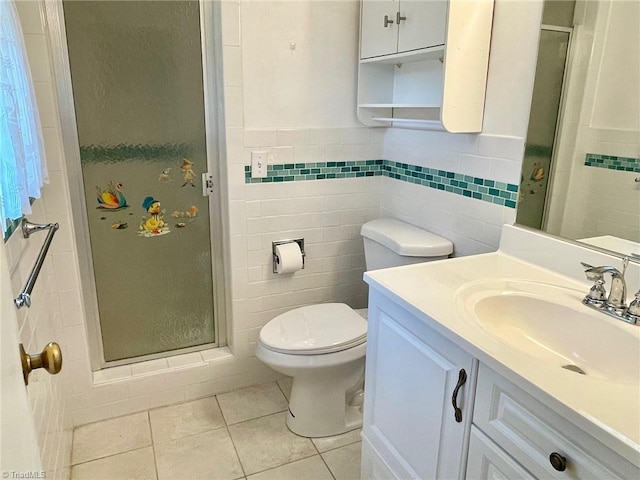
[20,342,63,385]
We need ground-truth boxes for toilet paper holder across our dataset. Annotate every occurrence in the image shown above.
[272,238,305,273]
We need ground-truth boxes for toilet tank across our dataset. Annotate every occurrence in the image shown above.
[360,219,453,271]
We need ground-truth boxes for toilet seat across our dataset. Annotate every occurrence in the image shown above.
[259,303,367,355]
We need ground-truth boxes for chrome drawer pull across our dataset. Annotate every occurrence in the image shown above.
[452,368,467,422]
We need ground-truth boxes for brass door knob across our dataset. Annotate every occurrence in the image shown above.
[20,342,63,385]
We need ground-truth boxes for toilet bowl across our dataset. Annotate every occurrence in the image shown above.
[256,218,453,438]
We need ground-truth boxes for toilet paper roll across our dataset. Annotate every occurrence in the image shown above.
[275,242,303,274]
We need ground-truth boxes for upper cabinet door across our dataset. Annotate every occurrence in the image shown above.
[397,0,447,53]
[360,0,399,59]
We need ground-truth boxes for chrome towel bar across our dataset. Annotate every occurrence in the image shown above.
[14,218,59,309]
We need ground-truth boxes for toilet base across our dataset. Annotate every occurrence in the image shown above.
[285,360,365,438]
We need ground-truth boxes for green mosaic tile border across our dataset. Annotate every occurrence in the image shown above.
[244,160,519,209]
[585,153,640,173]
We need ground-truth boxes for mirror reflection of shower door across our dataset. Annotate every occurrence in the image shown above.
[517,28,571,229]
[62,1,220,362]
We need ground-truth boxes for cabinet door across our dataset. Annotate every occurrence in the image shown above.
[362,295,475,479]
[360,0,399,59]
[467,427,536,480]
[397,0,447,53]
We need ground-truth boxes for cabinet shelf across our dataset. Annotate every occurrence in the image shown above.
[360,45,445,65]
[371,117,446,131]
[359,103,440,109]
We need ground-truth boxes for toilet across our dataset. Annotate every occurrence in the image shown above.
[255,218,453,437]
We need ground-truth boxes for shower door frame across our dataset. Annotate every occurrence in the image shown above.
[539,24,574,231]
[44,0,229,369]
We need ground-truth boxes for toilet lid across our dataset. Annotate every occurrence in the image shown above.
[260,303,367,355]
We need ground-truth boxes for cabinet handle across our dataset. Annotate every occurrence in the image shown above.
[383,15,394,28]
[549,452,567,471]
[451,368,467,423]
[396,12,407,24]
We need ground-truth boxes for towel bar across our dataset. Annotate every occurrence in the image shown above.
[14,218,59,309]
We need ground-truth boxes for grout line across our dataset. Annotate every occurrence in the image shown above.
[148,411,160,480]
[70,444,151,467]
[243,452,319,478]
[215,393,247,478]
[319,451,338,480]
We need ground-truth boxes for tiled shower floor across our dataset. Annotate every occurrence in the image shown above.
[70,379,362,479]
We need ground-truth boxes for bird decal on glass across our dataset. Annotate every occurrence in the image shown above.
[96,181,128,210]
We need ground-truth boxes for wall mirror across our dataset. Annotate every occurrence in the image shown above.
[515,0,639,260]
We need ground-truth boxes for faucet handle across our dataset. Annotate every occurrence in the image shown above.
[625,290,640,324]
[581,262,607,305]
[584,277,607,306]
[581,262,603,282]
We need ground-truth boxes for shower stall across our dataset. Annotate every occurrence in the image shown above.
[516,1,575,229]
[47,0,227,367]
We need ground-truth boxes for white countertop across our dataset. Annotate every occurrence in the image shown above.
[364,248,640,467]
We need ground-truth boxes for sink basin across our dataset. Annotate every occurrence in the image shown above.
[455,280,640,385]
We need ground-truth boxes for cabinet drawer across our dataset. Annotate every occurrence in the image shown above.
[474,364,638,479]
[467,426,535,480]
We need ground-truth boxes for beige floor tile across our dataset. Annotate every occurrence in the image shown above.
[228,412,316,475]
[322,442,362,480]
[312,428,362,453]
[150,396,224,444]
[217,382,288,425]
[155,428,244,480]
[276,377,292,400]
[70,447,156,480]
[71,412,151,465]
[246,455,333,480]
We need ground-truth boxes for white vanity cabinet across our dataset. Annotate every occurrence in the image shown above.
[361,291,640,480]
[470,364,639,480]
[357,0,494,132]
[361,290,477,480]
[360,0,447,59]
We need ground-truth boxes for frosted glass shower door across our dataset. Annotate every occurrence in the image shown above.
[516,29,570,230]
[63,1,218,362]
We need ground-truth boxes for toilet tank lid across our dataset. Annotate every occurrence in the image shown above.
[361,219,453,257]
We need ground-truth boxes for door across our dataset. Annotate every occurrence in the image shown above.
[516,27,571,229]
[0,241,42,471]
[362,294,475,480]
[53,0,226,365]
[360,0,399,59]
[397,0,447,53]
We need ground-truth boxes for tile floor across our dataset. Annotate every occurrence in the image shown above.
[70,379,362,480]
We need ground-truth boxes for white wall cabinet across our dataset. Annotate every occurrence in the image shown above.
[361,290,477,480]
[357,0,494,132]
[360,0,447,59]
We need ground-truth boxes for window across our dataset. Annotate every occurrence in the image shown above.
[0,0,47,237]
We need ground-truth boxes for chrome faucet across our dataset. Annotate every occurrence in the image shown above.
[582,264,627,311]
[581,258,640,325]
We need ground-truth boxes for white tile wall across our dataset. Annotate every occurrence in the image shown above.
[9,2,547,464]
